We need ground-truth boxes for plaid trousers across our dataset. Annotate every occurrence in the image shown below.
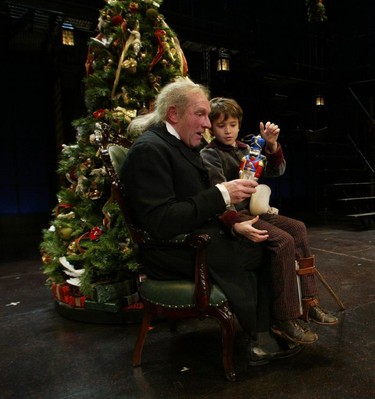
[255,213,317,320]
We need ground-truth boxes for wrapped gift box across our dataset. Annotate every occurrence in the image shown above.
[52,282,70,303]
[92,279,137,304]
[84,299,121,313]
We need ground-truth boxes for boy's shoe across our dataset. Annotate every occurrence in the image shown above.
[271,319,318,344]
[301,297,338,325]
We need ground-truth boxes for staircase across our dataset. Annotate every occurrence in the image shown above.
[311,134,375,229]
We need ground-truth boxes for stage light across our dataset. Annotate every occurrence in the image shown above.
[217,48,230,72]
[62,22,75,46]
[316,95,325,106]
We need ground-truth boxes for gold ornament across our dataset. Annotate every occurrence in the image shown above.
[112,107,137,123]
[104,59,113,72]
[122,58,138,74]
[145,8,159,22]
[41,253,52,264]
[89,189,101,200]
[67,241,79,255]
[58,227,73,240]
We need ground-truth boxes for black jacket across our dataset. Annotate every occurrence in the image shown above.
[120,124,270,334]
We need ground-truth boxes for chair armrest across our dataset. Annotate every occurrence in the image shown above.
[132,228,213,310]
[131,228,211,249]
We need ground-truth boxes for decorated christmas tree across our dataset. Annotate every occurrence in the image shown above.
[40,0,188,311]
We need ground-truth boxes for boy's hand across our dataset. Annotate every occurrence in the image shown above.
[260,121,280,153]
[233,215,269,243]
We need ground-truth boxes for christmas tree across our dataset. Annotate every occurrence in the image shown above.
[40,0,188,310]
[305,0,327,23]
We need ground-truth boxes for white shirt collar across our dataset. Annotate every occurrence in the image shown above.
[166,121,181,140]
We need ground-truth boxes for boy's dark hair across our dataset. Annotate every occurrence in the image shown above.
[209,97,243,128]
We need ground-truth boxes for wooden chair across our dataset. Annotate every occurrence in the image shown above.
[97,130,237,381]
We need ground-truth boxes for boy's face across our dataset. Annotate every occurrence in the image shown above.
[211,114,240,146]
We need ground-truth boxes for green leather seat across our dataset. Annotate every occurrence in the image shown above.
[139,279,228,308]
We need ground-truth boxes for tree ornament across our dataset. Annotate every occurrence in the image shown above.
[111,15,124,26]
[58,227,74,241]
[67,241,79,255]
[122,57,138,73]
[41,252,52,265]
[89,226,103,240]
[93,109,107,119]
[127,19,142,56]
[145,7,159,22]
[129,2,140,13]
[56,211,76,221]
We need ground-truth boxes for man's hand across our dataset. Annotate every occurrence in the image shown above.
[233,215,269,243]
[222,179,258,204]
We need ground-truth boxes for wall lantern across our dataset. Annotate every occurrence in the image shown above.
[217,48,230,72]
[62,22,75,46]
[316,95,325,106]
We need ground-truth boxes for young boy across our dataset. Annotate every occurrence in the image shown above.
[201,97,338,344]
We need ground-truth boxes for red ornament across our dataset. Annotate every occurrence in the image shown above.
[89,226,103,241]
[111,15,124,26]
[93,109,106,119]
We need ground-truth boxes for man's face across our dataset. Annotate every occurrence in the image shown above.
[175,92,211,148]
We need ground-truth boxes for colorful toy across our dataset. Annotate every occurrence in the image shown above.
[239,134,279,215]
[239,134,266,180]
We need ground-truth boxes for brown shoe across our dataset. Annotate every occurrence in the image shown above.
[271,319,318,344]
[308,305,339,325]
[301,297,339,325]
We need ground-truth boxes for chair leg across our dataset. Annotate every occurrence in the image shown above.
[218,310,237,382]
[132,307,152,367]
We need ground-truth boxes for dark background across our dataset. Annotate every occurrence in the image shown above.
[1,0,374,257]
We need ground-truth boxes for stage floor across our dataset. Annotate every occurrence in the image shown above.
[1,219,375,399]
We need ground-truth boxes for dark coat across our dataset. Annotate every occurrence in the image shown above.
[201,138,286,185]
[201,138,286,211]
[120,125,271,334]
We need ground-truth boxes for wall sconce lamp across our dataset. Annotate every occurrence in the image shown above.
[316,95,325,106]
[217,48,230,72]
[62,22,75,46]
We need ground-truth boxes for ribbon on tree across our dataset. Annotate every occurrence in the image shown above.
[148,29,166,72]
[112,18,141,98]
[158,17,188,76]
